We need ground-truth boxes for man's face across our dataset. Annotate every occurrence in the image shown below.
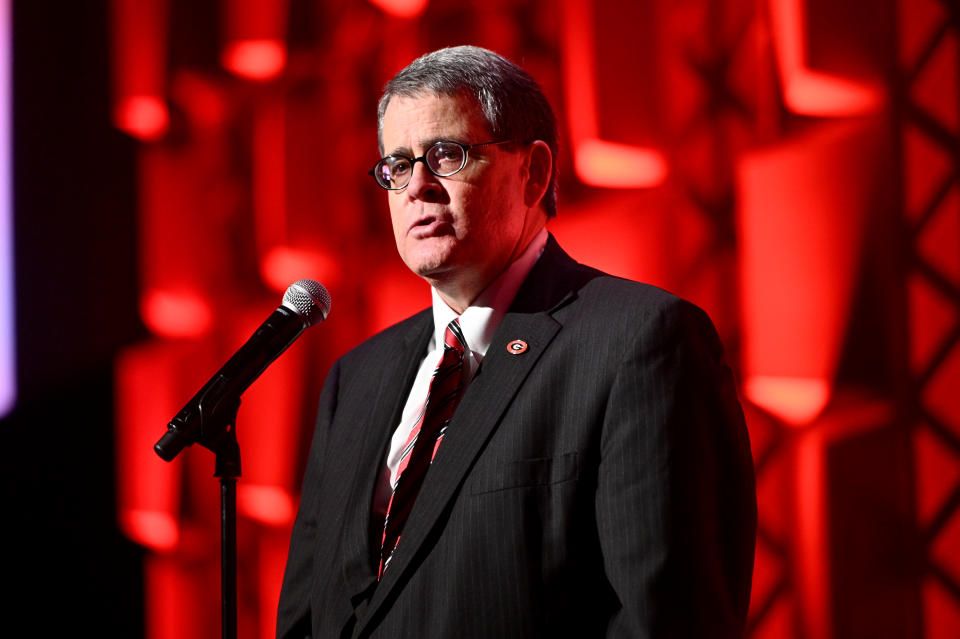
[380,92,534,300]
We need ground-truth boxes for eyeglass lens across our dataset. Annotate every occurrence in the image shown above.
[376,141,468,189]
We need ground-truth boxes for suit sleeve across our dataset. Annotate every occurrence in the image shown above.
[276,360,341,639]
[595,299,756,638]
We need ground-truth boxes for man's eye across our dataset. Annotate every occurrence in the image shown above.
[390,159,411,174]
[433,144,462,161]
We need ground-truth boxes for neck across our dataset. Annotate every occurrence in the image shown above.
[431,219,547,314]
[430,262,499,314]
[433,279,482,315]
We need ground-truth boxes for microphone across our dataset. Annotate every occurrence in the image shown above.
[154,279,331,462]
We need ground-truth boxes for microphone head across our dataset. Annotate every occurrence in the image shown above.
[282,279,331,326]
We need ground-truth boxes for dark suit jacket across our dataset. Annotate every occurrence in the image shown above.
[277,236,756,638]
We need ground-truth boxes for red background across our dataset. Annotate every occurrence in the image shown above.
[3,0,958,637]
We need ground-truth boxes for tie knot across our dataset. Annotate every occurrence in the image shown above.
[444,318,467,355]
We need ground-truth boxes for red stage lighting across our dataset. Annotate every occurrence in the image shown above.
[251,101,343,294]
[562,0,668,188]
[573,139,669,189]
[260,246,339,295]
[745,376,831,427]
[110,0,170,140]
[222,39,287,81]
[115,340,187,552]
[769,0,884,116]
[790,400,894,639]
[548,190,671,289]
[368,0,429,19]
[114,94,169,141]
[141,288,214,339]
[238,485,295,526]
[144,554,219,639]
[231,302,306,526]
[221,0,289,81]
[122,508,179,552]
[737,121,882,425]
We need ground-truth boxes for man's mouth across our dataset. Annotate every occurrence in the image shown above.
[409,215,453,238]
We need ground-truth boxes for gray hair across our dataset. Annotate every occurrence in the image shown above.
[377,46,559,218]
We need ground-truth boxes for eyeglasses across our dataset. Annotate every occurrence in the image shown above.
[368,139,510,190]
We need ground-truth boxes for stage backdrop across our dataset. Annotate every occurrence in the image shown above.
[97,0,959,637]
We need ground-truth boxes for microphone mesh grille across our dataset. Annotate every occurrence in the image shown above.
[282,279,332,327]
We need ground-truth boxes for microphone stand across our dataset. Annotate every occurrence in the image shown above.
[152,279,330,639]
[155,394,243,639]
[213,403,241,639]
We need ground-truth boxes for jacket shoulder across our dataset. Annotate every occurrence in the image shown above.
[555,254,711,325]
[529,234,710,326]
[337,307,432,367]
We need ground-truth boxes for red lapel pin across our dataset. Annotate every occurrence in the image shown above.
[506,339,528,355]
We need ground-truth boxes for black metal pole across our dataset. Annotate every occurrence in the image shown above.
[220,476,237,639]
[215,432,242,639]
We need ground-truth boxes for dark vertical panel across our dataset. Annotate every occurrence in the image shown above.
[3,1,145,635]
[827,424,924,638]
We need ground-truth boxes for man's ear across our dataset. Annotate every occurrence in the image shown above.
[522,140,552,209]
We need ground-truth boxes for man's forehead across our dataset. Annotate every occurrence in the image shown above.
[381,92,490,151]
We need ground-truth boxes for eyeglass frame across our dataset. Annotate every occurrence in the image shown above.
[368,139,512,190]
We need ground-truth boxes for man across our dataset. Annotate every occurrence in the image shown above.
[277,46,756,638]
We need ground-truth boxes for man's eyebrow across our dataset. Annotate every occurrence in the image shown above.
[420,136,451,149]
[385,145,412,158]
[386,137,461,158]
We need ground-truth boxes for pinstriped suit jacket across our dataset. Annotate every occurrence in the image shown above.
[277,236,756,638]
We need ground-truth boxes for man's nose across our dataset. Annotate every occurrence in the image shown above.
[405,161,444,202]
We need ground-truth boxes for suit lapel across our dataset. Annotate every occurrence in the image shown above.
[357,236,585,631]
[337,311,434,601]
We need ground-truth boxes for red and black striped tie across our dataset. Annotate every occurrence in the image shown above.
[379,318,467,578]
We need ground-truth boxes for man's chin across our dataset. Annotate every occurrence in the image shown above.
[410,262,454,282]
[402,246,457,280]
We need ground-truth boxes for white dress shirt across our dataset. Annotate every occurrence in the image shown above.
[371,228,549,523]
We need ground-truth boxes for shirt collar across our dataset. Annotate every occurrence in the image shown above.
[430,227,548,359]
